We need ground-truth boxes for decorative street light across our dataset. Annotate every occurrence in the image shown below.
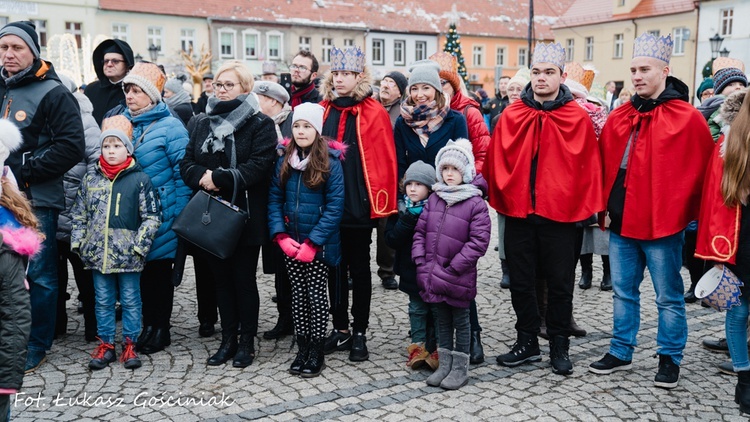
[134,53,143,62]
[148,44,159,62]
[709,33,724,59]
[719,47,730,58]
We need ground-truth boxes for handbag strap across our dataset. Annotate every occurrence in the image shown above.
[227,168,241,205]
[133,121,157,151]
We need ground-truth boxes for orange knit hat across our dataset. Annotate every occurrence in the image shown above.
[123,62,166,104]
[429,51,460,93]
[100,115,134,155]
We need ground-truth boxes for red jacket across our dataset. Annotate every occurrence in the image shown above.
[450,92,489,175]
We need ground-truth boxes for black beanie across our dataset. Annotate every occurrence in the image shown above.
[384,71,408,97]
[0,21,40,59]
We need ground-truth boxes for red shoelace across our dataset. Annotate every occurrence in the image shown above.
[91,338,114,359]
[120,338,138,363]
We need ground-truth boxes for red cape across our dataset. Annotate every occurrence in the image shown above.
[695,136,740,263]
[321,96,397,218]
[600,100,714,240]
[485,100,603,222]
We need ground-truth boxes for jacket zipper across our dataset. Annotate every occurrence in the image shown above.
[101,171,123,272]
[426,203,449,294]
[294,172,302,242]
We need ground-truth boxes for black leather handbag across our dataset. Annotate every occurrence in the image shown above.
[173,169,248,260]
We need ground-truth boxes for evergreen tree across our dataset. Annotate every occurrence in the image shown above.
[443,23,469,86]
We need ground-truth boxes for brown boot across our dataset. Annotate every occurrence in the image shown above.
[570,315,587,337]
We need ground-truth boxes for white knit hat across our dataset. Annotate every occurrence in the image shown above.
[435,138,475,184]
[0,119,23,198]
[292,102,325,135]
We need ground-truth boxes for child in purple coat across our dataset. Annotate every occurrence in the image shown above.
[412,138,491,390]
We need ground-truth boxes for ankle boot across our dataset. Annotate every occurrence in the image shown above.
[570,315,587,337]
[440,351,470,390]
[233,334,255,368]
[289,335,309,375]
[601,255,612,291]
[263,314,293,340]
[500,259,510,288]
[536,279,549,340]
[736,370,750,414]
[301,338,325,378]
[469,331,485,364]
[578,254,593,289]
[496,331,541,367]
[426,348,453,387]
[549,335,573,375]
[141,327,171,355]
[136,326,154,352]
[207,335,238,366]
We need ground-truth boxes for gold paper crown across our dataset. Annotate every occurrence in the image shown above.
[101,115,133,139]
[565,62,596,91]
[330,46,365,73]
[531,42,565,70]
[633,32,673,64]
[429,51,457,74]
[713,57,746,75]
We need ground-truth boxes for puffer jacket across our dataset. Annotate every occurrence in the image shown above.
[450,91,489,175]
[385,203,421,296]
[71,161,161,273]
[125,102,191,261]
[394,109,468,178]
[412,175,491,308]
[57,92,101,243]
[268,140,345,267]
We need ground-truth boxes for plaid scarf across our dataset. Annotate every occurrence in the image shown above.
[400,100,449,146]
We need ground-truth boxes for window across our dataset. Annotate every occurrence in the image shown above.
[518,48,527,67]
[613,33,624,59]
[720,8,733,36]
[415,41,426,61]
[180,29,195,52]
[496,47,506,66]
[65,21,82,48]
[243,30,258,59]
[672,27,688,56]
[218,28,235,59]
[472,45,484,67]
[0,17,6,27]
[32,19,47,47]
[299,36,311,51]
[372,39,384,65]
[618,0,625,5]
[343,39,354,47]
[267,32,283,60]
[147,26,163,55]
[647,30,660,37]
[565,38,574,62]
[394,40,405,65]
[584,37,593,61]
[321,38,332,64]
[111,24,128,42]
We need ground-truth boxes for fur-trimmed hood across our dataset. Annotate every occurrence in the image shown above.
[720,88,747,127]
[320,67,374,102]
[277,137,347,160]
[0,226,42,258]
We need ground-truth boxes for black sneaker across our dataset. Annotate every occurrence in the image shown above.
[89,341,117,370]
[349,332,369,362]
[496,332,541,367]
[654,354,679,389]
[323,330,352,355]
[589,353,632,374]
[381,277,398,290]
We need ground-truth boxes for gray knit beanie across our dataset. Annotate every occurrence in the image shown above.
[407,60,442,93]
[404,160,437,188]
[436,138,476,184]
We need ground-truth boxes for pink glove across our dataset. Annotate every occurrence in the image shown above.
[295,239,318,263]
[0,388,17,395]
[275,233,300,258]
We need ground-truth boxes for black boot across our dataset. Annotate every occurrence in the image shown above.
[496,331,541,367]
[263,314,293,340]
[136,326,154,352]
[301,338,325,378]
[578,254,593,289]
[141,327,171,355]
[289,335,309,375]
[550,335,573,375]
[207,335,237,366]
[233,334,255,368]
[737,370,750,414]
[601,255,612,291]
[500,259,510,288]
[570,315,587,337]
[469,331,485,364]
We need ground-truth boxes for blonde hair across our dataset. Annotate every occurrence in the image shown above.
[215,61,254,94]
[721,92,750,206]
[0,176,42,233]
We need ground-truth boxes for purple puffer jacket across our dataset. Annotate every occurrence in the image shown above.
[412,175,491,308]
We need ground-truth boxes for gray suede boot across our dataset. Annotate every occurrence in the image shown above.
[425,348,453,387]
[440,351,470,390]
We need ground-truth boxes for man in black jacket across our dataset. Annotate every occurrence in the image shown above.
[483,75,509,127]
[84,39,134,125]
[0,21,85,373]
[289,50,322,110]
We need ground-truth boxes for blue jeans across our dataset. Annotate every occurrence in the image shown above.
[93,271,142,344]
[27,207,59,352]
[609,231,687,364]
[408,293,430,344]
[726,296,750,371]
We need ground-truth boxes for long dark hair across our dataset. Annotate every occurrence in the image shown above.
[279,134,331,190]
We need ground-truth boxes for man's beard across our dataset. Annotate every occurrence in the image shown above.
[292,75,312,88]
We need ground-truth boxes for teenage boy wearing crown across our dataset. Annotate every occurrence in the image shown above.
[486,42,603,376]
[319,46,397,362]
[589,33,714,389]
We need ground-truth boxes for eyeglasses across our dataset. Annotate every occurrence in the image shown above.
[212,82,238,91]
[440,79,449,86]
[103,59,125,65]
[289,64,310,72]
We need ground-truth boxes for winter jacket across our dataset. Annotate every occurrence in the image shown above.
[394,109,469,178]
[71,161,161,273]
[57,92,101,243]
[267,141,345,267]
[384,205,421,296]
[124,102,191,260]
[450,91,489,175]
[412,175,491,308]
[84,39,135,125]
[1,59,85,210]
[0,223,40,391]
[180,99,278,247]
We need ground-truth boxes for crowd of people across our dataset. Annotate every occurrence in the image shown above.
[1,17,750,419]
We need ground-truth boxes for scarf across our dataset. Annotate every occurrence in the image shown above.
[400,100,449,146]
[99,155,133,180]
[291,83,316,109]
[130,102,156,117]
[1,63,34,85]
[272,104,293,141]
[164,88,192,109]
[403,195,429,215]
[289,148,310,171]
[203,93,260,168]
[432,182,482,206]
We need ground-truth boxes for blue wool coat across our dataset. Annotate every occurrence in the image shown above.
[394,109,468,178]
[125,102,191,261]
[267,145,345,267]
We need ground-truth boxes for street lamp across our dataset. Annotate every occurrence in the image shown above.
[719,47,730,58]
[148,44,159,62]
[134,53,143,62]
[709,33,724,59]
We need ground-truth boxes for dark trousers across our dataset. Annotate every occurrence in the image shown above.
[56,240,96,334]
[433,303,470,354]
[376,218,396,280]
[683,230,708,292]
[329,227,372,333]
[140,259,174,329]
[505,216,576,338]
[208,244,261,337]
[192,252,217,325]
[272,244,292,319]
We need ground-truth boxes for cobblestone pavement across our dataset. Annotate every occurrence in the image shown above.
[10,218,748,421]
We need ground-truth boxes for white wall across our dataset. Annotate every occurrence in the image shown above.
[367,31,438,80]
